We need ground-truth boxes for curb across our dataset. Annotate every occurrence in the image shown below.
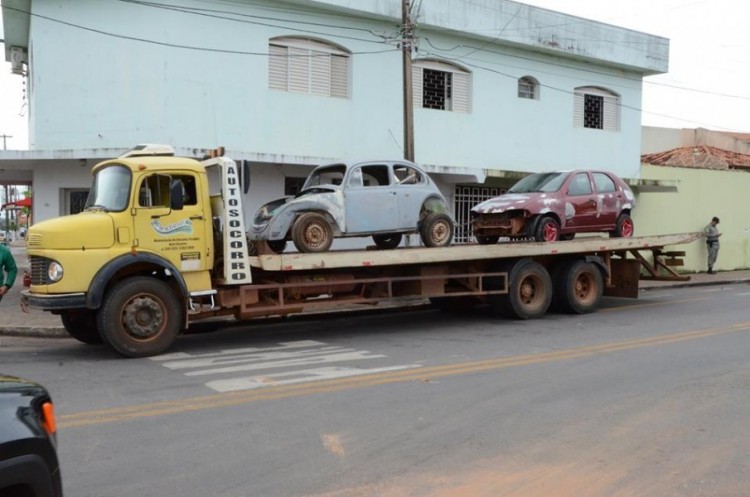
[0,327,68,339]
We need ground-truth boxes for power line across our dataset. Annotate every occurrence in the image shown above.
[2,4,398,55]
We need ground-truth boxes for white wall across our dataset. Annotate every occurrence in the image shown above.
[24,0,657,180]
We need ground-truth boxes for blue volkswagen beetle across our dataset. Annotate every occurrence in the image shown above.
[250,160,454,253]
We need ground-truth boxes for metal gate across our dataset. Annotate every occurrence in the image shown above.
[453,185,505,244]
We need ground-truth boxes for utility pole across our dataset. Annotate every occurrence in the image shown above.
[0,134,12,150]
[401,0,415,162]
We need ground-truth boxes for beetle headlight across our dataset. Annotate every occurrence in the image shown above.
[48,262,64,282]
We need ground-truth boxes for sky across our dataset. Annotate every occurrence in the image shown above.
[0,0,748,150]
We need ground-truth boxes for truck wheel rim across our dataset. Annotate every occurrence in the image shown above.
[122,295,165,340]
[574,273,596,304]
[519,274,544,308]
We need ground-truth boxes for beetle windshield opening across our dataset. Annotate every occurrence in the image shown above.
[508,172,567,193]
[303,164,347,189]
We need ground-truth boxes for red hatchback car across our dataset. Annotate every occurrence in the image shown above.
[471,170,636,243]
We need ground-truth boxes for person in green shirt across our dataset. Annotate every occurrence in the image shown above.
[0,244,17,302]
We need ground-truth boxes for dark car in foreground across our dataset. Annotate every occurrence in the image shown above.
[0,376,62,497]
[471,170,636,243]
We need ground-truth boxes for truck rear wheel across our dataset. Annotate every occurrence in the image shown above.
[553,260,603,314]
[60,309,102,344]
[492,259,552,319]
[97,277,183,358]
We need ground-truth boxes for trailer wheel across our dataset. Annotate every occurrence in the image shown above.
[60,310,103,344]
[492,259,552,319]
[97,277,183,358]
[292,213,334,253]
[534,216,560,242]
[373,233,403,249]
[610,213,634,238]
[476,235,500,245]
[430,296,478,313]
[420,212,454,247]
[553,260,603,314]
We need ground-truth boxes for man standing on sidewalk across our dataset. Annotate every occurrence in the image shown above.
[704,216,722,274]
[0,244,17,303]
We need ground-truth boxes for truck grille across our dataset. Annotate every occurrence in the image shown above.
[29,256,53,285]
[27,233,44,247]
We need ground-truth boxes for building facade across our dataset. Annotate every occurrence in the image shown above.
[2,0,668,244]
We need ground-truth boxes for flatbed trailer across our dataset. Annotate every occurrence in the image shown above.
[192,233,701,324]
[20,146,702,357]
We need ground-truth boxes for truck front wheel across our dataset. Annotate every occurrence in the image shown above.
[60,310,102,344]
[97,277,183,357]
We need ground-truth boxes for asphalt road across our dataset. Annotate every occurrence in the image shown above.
[2,284,750,497]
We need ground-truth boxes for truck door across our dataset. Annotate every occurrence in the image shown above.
[133,172,210,274]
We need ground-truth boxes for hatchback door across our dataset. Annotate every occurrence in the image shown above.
[564,172,598,229]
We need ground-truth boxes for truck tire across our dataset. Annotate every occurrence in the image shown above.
[97,276,183,358]
[420,212,454,247]
[492,259,552,319]
[553,260,603,314]
[292,213,334,253]
[60,309,103,344]
[373,233,403,249]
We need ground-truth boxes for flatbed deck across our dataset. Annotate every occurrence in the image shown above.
[250,232,703,272]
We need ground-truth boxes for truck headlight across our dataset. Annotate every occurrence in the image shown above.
[48,262,64,282]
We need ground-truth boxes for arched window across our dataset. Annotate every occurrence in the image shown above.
[412,59,471,113]
[268,37,351,98]
[518,76,539,99]
[574,86,619,131]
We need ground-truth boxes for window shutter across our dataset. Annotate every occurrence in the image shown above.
[288,46,310,93]
[412,65,422,108]
[310,50,330,96]
[330,54,348,98]
[268,44,288,90]
[452,72,470,113]
[573,92,584,127]
[603,94,618,131]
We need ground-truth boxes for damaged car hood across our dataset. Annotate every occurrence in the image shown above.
[471,193,560,214]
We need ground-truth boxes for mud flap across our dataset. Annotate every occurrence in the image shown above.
[604,258,640,298]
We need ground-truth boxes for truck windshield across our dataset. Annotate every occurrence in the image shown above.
[84,164,132,212]
[303,164,347,189]
[508,172,568,193]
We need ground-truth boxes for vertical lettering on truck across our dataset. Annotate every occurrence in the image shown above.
[219,158,253,284]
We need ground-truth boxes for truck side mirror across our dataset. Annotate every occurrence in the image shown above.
[170,180,184,211]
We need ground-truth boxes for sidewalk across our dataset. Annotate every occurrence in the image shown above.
[2,242,749,339]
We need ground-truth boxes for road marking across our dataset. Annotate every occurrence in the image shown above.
[736,292,750,296]
[58,320,750,429]
[151,340,416,392]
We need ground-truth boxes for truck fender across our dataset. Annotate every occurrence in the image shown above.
[86,253,189,309]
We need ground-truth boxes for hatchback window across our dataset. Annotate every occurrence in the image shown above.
[508,172,567,193]
[568,173,593,196]
[593,172,616,193]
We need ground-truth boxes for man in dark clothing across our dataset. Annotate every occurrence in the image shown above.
[0,244,17,303]
[703,216,721,274]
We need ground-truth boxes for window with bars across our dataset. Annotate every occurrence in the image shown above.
[412,59,471,113]
[517,76,539,99]
[574,86,619,131]
[269,37,350,98]
[284,177,306,196]
[453,185,505,244]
